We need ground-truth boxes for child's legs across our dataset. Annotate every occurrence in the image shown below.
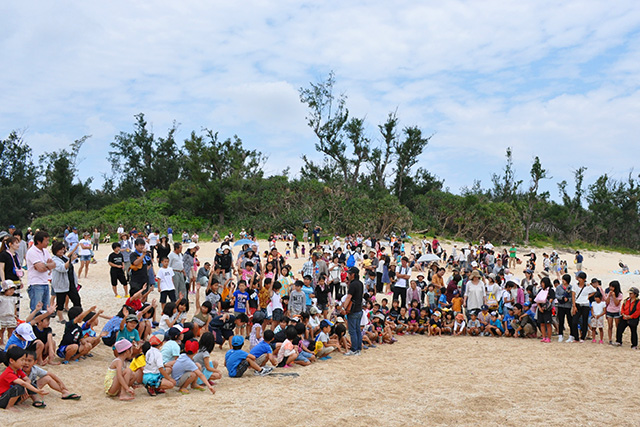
[64,344,79,360]
[178,372,197,390]
[158,378,174,390]
[247,358,262,371]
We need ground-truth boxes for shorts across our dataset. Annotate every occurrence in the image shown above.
[537,309,553,324]
[231,360,249,378]
[272,308,284,322]
[142,372,163,388]
[177,372,194,388]
[589,316,605,329]
[606,312,621,319]
[211,328,234,345]
[317,303,327,312]
[296,350,313,363]
[57,345,77,359]
[80,255,92,262]
[0,384,25,408]
[234,311,246,318]
[102,334,117,347]
[110,269,127,287]
[160,290,177,304]
[255,354,268,366]
[0,316,17,328]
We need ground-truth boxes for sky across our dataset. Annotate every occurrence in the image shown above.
[2,1,640,198]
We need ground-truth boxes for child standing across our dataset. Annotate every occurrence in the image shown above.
[0,280,19,345]
[590,293,606,344]
[232,280,249,337]
[156,257,176,309]
[108,242,128,298]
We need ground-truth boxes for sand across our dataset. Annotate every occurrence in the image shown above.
[5,239,640,426]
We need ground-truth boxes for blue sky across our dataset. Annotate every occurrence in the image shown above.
[2,1,640,199]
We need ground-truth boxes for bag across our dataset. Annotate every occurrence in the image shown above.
[346,253,356,268]
[534,289,548,304]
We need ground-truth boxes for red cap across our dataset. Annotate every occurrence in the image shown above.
[184,339,199,354]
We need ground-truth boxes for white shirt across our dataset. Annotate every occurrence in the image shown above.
[149,233,158,246]
[574,284,596,306]
[592,300,606,316]
[117,226,124,235]
[78,239,91,256]
[143,347,164,374]
[157,267,175,292]
[396,265,410,288]
[168,252,184,271]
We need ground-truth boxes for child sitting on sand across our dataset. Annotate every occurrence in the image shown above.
[22,350,81,401]
[453,313,466,336]
[0,346,49,411]
[105,339,136,401]
[142,335,175,396]
[225,335,273,377]
[58,306,97,363]
[193,332,222,386]
[170,339,216,395]
[467,312,481,336]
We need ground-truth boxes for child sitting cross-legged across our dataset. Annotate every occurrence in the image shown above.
[225,335,273,378]
[170,339,216,395]
[22,350,81,401]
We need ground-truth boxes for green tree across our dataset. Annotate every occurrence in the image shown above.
[491,147,522,203]
[0,131,39,227]
[393,126,432,202]
[521,156,549,244]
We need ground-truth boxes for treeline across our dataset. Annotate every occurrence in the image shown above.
[2,73,640,248]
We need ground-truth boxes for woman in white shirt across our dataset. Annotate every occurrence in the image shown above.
[570,271,596,343]
[77,232,92,278]
[464,270,486,316]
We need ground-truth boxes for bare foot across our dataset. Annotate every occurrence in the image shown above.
[119,395,135,401]
[7,406,22,412]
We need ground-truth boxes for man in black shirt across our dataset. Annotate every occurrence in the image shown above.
[129,238,149,295]
[343,267,363,356]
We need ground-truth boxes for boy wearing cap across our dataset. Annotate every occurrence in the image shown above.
[142,335,175,396]
[315,320,337,358]
[5,322,39,351]
[225,335,273,378]
[170,339,216,394]
[25,304,58,365]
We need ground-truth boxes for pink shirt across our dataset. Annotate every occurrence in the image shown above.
[26,246,52,285]
[606,291,622,313]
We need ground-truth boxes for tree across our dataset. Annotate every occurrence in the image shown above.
[491,147,522,203]
[369,111,398,190]
[557,166,587,241]
[108,113,182,196]
[521,156,549,244]
[393,126,432,202]
[0,131,39,227]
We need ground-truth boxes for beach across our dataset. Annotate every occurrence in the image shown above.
[6,240,640,426]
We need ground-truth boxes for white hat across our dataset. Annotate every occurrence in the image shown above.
[16,323,36,341]
[1,280,16,292]
[186,242,198,250]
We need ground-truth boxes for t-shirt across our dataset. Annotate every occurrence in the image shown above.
[0,251,21,281]
[26,245,52,285]
[0,366,26,395]
[27,365,47,383]
[396,266,410,288]
[249,340,273,358]
[108,252,124,270]
[276,339,296,364]
[490,318,504,332]
[225,349,249,377]
[509,247,517,258]
[592,301,607,316]
[171,353,198,381]
[5,333,27,349]
[59,322,82,347]
[289,290,306,315]
[161,340,181,364]
[78,239,91,256]
[301,285,314,306]
[503,313,515,329]
[317,331,330,344]
[233,290,249,313]
[33,325,52,345]
[0,295,16,321]
[117,327,140,344]
[465,282,486,311]
[157,267,175,292]
[209,314,236,330]
[149,233,159,246]
[129,251,148,285]
[143,347,164,374]
[196,267,210,282]
[575,285,596,306]
[168,252,184,271]
[347,279,363,313]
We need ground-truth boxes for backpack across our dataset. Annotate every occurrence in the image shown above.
[346,252,356,268]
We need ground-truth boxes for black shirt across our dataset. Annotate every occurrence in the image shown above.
[156,244,171,261]
[0,251,21,281]
[348,279,363,313]
[210,314,236,330]
[108,252,124,269]
[34,325,52,345]
[59,322,82,347]
[129,251,148,285]
[315,284,330,306]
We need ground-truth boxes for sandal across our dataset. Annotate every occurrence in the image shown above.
[61,393,81,400]
[191,385,206,391]
[32,401,46,408]
[178,389,190,395]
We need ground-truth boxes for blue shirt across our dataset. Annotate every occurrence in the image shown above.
[503,313,514,330]
[171,353,198,381]
[168,227,173,234]
[249,340,273,358]
[161,340,181,364]
[233,290,249,313]
[490,318,504,332]
[225,349,249,377]
[301,285,314,306]
[5,333,27,350]
[438,294,448,308]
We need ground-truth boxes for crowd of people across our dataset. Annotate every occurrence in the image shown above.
[1,224,639,412]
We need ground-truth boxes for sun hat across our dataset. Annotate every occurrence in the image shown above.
[231,335,244,347]
[470,270,482,279]
[1,280,17,292]
[114,339,132,354]
[15,323,36,341]
[309,307,319,315]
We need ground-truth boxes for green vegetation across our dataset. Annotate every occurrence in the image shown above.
[3,72,640,250]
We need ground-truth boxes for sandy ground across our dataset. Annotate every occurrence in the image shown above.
[5,239,640,426]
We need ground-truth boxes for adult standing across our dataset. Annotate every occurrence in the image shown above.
[91,228,100,252]
[343,267,363,356]
[77,232,92,279]
[169,242,187,298]
[570,272,596,343]
[65,227,79,251]
[167,226,174,245]
[293,236,300,259]
[26,231,56,311]
[183,243,198,294]
[394,257,411,308]
[463,270,486,318]
[116,223,124,236]
[0,235,24,317]
[215,246,233,280]
[555,274,573,342]
[12,230,27,268]
[615,287,640,349]
[375,250,385,294]
[605,280,623,345]
[311,252,328,285]
[575,251,584,272]
[313,226,322,249]
[156,236,171,265]
[148,229,159,260]
[50,241,81,323]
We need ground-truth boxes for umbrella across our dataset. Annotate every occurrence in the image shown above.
[417,253,440,263]
[234,238,255,247]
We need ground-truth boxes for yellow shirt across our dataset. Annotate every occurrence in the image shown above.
[452,297,463,313]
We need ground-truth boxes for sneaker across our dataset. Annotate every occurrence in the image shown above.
[579,339,585,343]
[632,346,638,350]
[354,351,361,356]
[259,367,273,376]
[344,350,356,356]
[565,336,574,343]
[558,335,564,343]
